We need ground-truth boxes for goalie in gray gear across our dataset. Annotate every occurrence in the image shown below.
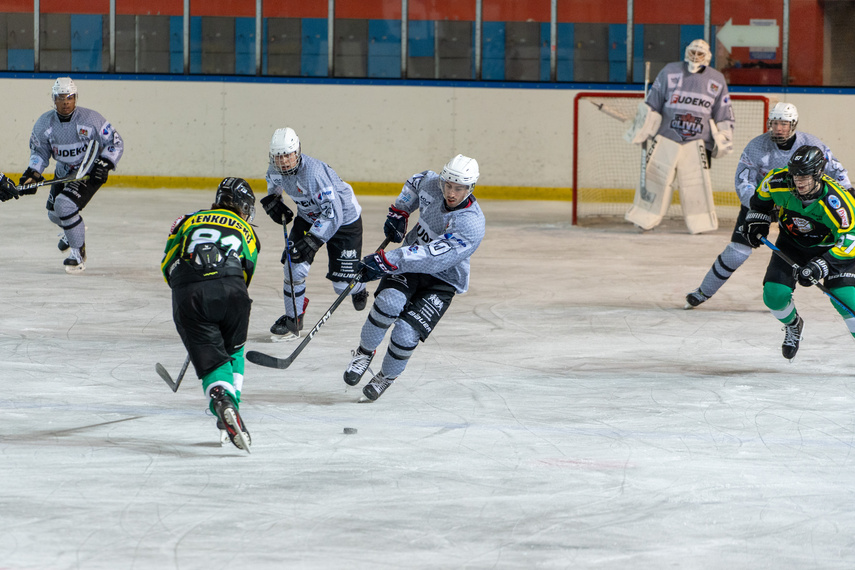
[18,77,124,274]
[685,102,851,309]
[263,127,367,340]
[342,154,486,402]
[624,39,734,234]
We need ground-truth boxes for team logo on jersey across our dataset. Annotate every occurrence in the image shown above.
[837,208,850,228]
[78,127,91,137]
[340,249,358,260]
[669,94,711,109]
[670,113,703,140]
[667,73,682,89]
[102,124,112,136]
[707,81,721,96]
[789,217,814,233]
[828,195,842,209]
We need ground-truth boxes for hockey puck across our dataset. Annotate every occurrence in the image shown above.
[343,427,357,435]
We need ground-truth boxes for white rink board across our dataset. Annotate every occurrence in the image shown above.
[2,189,855,568]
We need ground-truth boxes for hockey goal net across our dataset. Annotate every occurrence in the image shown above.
[572,92,770,224]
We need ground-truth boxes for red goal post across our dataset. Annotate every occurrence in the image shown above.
[571,92,770,225]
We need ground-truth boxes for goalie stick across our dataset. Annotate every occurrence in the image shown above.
[759,235,855,319]
[16,139,99,193]
[156,355,191,392]
[247,237,391,370]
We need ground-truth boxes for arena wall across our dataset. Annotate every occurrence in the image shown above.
[0,77,852,200]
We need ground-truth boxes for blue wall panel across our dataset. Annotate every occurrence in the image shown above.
[8,49,34,71]
[368,19,400,78]
[482,21,504,80]
[408,20,433,58]
[169,16,202,74]
[301,18,327,77]
[71,14,102,72]
[235,17,255,75]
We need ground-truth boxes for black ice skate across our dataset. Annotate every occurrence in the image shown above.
[344,347,375,386]
[63,244,86,274]
[270,298,309,340]
[210,386,251,453]
[362,372,396,401]
[781,314,804,360]
[684,288,710,309]
[352,289,369,311]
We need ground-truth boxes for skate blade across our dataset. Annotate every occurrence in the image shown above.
[219,429,229,445]
[270,331,300,343]
[683,302,694,310]
[64,263,85,274]
[223,408,251,454]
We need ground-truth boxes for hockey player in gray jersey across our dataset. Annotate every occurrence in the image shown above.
[18,77,123,273]
[262,127,367,340]
[625,39,734,234]
[343,154,486,401]
[685,102,851,308]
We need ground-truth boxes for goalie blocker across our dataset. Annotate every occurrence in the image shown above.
[625,135,718,234]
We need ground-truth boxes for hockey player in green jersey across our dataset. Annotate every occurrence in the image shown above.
[161,177,259,452]
[741,146,855,359]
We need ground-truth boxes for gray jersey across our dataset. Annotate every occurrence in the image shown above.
[265,155,362,243]
[27,106,123,178]
[646,61,734,151]
[384,170,486,294]
[735,132,851,206]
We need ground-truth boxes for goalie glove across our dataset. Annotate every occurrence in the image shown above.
[797,257,829,287]
[623,102,662,145]
[741,209,772,248]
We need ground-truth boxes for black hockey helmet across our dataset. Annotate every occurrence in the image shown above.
[215,177,256,221]
[787,146,826,200]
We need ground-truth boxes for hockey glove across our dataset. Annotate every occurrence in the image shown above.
[384,205,410,243]
[89,158,113,185]
[742,209,772,248]
[289,233,323,264]
[0,174,20,201]
[18,167,44,194]
[359,250,398,282]
[261,194,294,225]
[797,257,829,287]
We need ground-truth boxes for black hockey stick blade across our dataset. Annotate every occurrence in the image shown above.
[155,355,191,392]
[247,237,392,370]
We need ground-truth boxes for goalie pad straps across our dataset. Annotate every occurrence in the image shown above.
[624,102,662,145]
[624,135,679,230]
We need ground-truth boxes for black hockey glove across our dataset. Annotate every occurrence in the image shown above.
[797,257,829,287]
[260,194,294,225]
[288,233,323,264]
[384,205,409,243]
[18,167,44,194]
[89,158,113,185]
[0,174,20,201]
[742,209,772,248]
[358,250,398,282]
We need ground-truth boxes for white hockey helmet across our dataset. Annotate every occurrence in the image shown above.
[440,154,479,188]
[684,39,711,73]
[269,127,301,175]
[767,102,799,144]
[52,77,77,118]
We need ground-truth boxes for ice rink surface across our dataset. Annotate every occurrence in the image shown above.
[2,189,855,569]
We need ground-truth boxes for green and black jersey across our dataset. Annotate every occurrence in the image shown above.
[161,208,260,288]
[751,168,855,270]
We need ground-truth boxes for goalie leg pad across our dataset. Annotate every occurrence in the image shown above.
[676,140,718,234]
[625,135,679,230]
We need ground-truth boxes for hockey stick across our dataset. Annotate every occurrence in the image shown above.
[759,235,855,319]
[16,139,99,193]
[155,355,191,392]
[283,225,300,334]
[247,237,392,369]
[639,61,652,201]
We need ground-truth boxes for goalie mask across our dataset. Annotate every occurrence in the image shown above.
[215,177,256,222]
[52,77,77,119]
[270,127,301,175]
[788,146,826,201]
[440,154,479,208]
[767,102,799,145]
[684,39,711,73]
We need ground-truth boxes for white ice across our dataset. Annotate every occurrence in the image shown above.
[2,190,854,569]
